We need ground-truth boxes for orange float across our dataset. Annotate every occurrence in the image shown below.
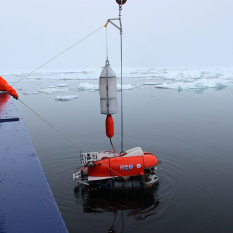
[105,114,114,138]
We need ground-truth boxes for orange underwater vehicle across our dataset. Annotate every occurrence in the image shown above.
[73,147,159,189]
[73,0,159,189]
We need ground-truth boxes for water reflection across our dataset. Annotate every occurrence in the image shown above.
[74,185,160,232]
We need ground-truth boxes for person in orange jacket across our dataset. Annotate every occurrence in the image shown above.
[0,76,18,100]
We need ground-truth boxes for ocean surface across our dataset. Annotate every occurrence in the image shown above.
[3,66,233,233]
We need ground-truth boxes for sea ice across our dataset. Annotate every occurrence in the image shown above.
[77,83,99,91]
[47,85,56,88]
[22,91,30,95]
[57,84,69,87]
[154,78,230,91]
[38,88,69,94]
[5,67,233,95]
[117,84,134,90]
[55,95,78,101]
[143,82,162,85]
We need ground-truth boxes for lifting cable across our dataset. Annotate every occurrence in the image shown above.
[17,99,93,152]
[106,24,109,60]
[12,25,104,87]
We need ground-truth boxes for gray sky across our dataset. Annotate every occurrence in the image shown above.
[1,0,233,70]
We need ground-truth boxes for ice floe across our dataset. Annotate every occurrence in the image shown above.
[57,84,69,87]
[22,91,30,95]
[38,88,69,94]
[154,78,229,91]
[47,85,56,88]
[117,84,134,90]
[77,83,99,91]
[143,82,162,85]
[55,95,78,101]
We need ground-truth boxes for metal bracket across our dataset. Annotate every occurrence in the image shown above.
[106,4,123,33]
[107,18,122,31]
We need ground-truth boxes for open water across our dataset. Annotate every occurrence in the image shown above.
[3,67,233,233]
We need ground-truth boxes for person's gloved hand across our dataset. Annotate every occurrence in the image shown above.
[14,95,18,100]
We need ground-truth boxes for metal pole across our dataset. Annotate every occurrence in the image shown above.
[119,3,124,152]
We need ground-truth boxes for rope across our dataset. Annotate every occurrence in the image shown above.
[17,99,93,152]
[12,25,104,87]
[106,26,109,60]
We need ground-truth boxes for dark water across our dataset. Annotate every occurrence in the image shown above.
[16,84,233,233]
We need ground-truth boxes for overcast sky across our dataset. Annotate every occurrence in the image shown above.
[1,0,233,71]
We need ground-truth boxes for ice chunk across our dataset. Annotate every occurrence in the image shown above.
[39,88,69,94]
[77,83,99,91]
[143,82,162,85]
[57,84,69,87]
[154,78,230,91]
[55,95,78,101]
[22,91,30,95]
[117,84,134,90]
[47,85,56,88]
[32,91,40,94]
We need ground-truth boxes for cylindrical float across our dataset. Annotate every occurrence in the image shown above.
[106,114,114,138]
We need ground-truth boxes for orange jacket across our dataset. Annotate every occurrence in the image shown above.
[0,76,18,98]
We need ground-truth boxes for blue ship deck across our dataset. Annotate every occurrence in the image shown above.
[0,93,68,233]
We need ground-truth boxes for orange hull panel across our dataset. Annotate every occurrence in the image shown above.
[88,154,158,178]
